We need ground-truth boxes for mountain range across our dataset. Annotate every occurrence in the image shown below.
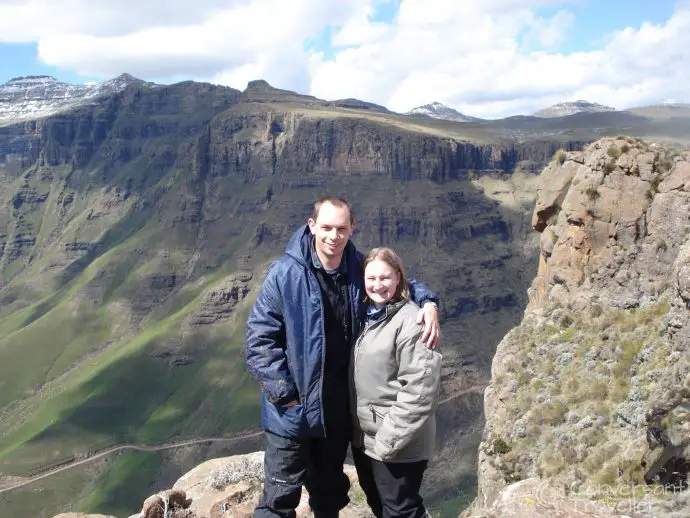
[0,73,688,518]
[3,74,690,126]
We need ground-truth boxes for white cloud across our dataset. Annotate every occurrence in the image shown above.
[2,0,370,91]
[309,0,690,118]
[2,0,690,118]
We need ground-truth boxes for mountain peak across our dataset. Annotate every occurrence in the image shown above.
[533,100,615,118]
[406,102,480,122]
[0,73,155,122]
[245,79,273,91]
[110,72,141,84]
[242,79,317,104]
[4,75,60,87]
[102,73,152,89]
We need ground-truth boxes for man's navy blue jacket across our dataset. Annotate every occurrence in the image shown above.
[245,225,439,438]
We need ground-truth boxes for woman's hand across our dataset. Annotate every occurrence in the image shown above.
[416,302,440,349]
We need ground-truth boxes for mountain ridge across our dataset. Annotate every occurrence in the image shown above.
[4,73,690,128]
[0,73,156,122]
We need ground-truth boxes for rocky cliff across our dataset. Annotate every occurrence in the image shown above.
[474,137,689,517]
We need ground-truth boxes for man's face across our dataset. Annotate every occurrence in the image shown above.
[308,202,355,263]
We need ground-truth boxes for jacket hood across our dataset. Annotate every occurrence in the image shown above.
[285,224,359,268]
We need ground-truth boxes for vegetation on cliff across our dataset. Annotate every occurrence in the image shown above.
[476,137,690,517]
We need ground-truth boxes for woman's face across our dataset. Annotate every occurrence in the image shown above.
[364,259,400,305]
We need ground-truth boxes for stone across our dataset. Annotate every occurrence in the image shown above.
[658,161,690,193]
[637,152,656,181]
[165,452,373,518]
[470,478,630,517]
[140,495,165,518]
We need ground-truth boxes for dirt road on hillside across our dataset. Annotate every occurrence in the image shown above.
[0,429,263,494]
[0,384,487,495]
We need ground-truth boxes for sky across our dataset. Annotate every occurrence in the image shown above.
[0,0,687,119]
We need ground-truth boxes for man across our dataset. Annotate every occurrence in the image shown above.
[246,196,440,518]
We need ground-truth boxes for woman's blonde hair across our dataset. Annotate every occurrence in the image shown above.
[363,247,410,303]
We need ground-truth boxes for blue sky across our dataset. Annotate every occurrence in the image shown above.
[0,0,687,118]
[541,0,676,51]
[0,43,91,84]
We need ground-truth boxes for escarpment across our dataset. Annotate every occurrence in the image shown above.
[7,73,689,517]
[0,79,590,516]
[474,137,690,517]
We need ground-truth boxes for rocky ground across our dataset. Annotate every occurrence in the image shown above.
[52,452,372,518]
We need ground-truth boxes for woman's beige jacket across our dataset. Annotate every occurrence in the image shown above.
[350,299,442,462]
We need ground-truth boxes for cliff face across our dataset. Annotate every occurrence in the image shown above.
[475,137,690,517]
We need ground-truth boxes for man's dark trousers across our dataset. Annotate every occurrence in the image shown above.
[255,429,351,517]
[352,447,428,518]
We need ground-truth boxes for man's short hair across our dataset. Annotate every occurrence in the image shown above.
[312,196,355,224]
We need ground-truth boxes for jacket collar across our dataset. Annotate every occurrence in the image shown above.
[310,238,348,274]
[365,299,407,325]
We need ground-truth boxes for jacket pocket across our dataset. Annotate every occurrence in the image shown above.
[358,404,390,436]
[277,402,302,417]
[370,405,387,422]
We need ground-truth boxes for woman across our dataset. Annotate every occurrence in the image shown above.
[350,247,442,518]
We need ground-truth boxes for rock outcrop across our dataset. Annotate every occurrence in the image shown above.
[187,272,253,325]
[131,452,372,518]
[474,137,690,517]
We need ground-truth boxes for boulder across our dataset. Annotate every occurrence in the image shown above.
[131,451,373,518]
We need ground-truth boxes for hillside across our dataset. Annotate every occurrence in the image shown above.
[0,77,689,517]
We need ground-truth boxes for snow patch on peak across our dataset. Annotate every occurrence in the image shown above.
[406,102,479,122]
[533,100,615,118]
[0,73,155,123]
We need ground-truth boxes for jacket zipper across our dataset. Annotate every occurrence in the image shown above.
[353,306,391,368]
[353,322,373,378]
[351,325,371,446]
[309,268,328,437]
[355,307,398,427]
[370,406,386,422]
